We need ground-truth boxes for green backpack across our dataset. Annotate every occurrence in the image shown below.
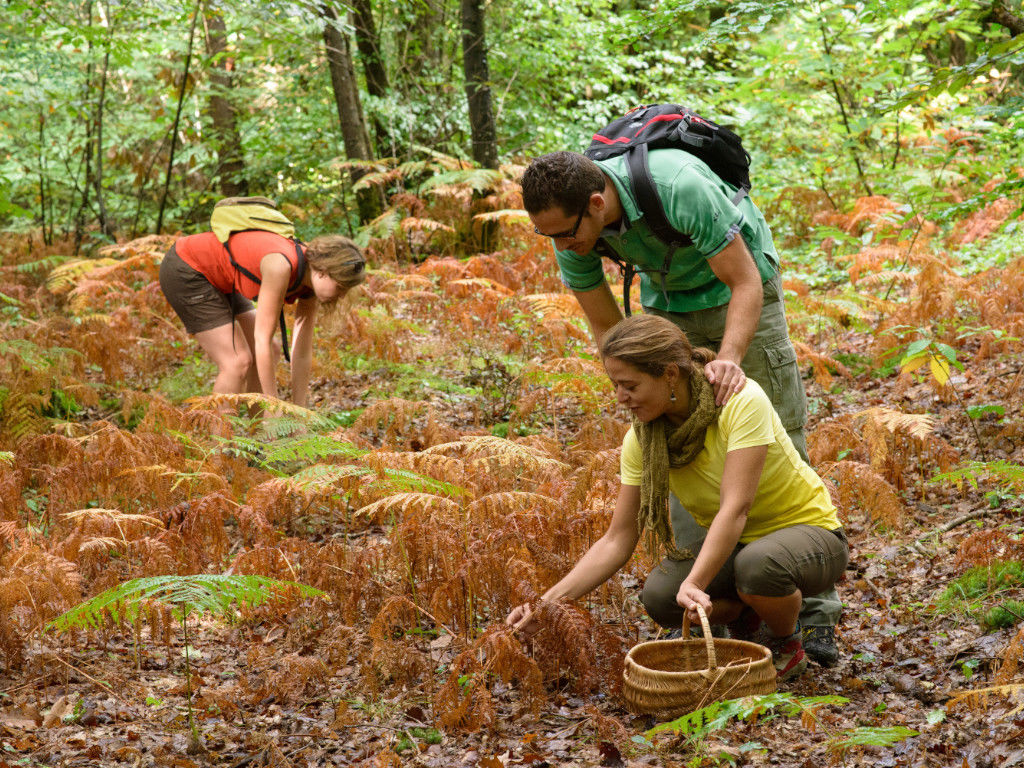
[210,197,307,362]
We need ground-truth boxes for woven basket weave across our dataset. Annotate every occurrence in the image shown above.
[623,605,777,719]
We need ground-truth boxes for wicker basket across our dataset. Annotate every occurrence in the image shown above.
[623,605,777,719]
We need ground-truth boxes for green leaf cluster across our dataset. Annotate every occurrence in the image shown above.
[47,573,325,632]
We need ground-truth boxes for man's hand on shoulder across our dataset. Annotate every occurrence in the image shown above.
[704,358,746,407]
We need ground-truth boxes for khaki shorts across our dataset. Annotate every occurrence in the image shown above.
[640,524,849,629]
[159,245,254,334]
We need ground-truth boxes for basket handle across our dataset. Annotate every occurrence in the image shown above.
[680,604,718,671]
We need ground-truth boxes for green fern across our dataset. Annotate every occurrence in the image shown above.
[0,450,13,466]
[373,466,467,498]
[420,168,503,194]
[647,693,850,739]
[1,339,81,372]
[47,574,325,632]
[14,254,71,275]
[225,433,365,472]
[827,726,919,755]
[932,460,1024,493]
[357,208,403,244]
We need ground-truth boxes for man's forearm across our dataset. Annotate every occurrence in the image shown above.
[718,279,762,365]
[573,281,624,350]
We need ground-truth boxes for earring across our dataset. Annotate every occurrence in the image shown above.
[669,389,676,402]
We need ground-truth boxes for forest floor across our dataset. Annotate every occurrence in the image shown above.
[1,219,1023,767]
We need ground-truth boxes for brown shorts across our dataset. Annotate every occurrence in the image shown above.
[641,525,849,629]
[159,245,254,334]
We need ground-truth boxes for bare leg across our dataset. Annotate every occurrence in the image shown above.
[706,598,744,626]
[193,318,254,395]
[738,590,802,637]
[233,311,261,393]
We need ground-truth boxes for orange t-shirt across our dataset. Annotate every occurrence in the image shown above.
[174,231,306,300]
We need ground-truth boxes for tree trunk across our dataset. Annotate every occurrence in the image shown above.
[320,1,383,224]
[93,44,113,240]
[73,0,96,255]
[349,0,390,155]
[460,0,498,169]
[156,0,201,235]
[203,6,247,197]
[350,0,388,98]
[986,0,1024,35]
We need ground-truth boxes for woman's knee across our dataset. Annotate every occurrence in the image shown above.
[734,527,846,597]
[641,560,692,628]
[219,350,253,380]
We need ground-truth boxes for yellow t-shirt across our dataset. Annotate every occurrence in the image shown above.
[620,380,839,543]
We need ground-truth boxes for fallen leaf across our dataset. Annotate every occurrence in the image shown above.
[42,696,71,729]
[0,712,38,731]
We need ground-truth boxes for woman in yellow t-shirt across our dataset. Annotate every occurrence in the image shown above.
[506,314,848,679]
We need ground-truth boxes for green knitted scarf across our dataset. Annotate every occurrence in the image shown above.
[634,369,721,560]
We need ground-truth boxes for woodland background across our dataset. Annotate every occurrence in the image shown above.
[1,0,1024,766]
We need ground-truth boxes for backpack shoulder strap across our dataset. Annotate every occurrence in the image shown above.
[625,143,693,249]
[593,239,636,317]
[224,239,262,286]
[286,240,307,296]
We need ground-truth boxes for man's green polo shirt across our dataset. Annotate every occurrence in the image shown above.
[555,149,780,313]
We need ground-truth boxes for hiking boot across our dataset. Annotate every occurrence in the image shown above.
[726,609,764,644]
[802,625,839,667]
[766,630,808,680]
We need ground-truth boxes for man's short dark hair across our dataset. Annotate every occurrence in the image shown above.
[520,151,606,215]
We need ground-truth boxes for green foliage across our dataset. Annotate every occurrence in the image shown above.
[982,601,1024,631]
[225,433,364,473]
[647,693,850,741]
[644,693,922,763]
[395,726,443,753]
[937,561,1024,624]
[932,460,1024,495]
[827,726,919,757]
[47,574,325,632]
[157,355,218,404]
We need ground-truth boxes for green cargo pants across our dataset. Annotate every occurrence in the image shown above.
[648,272,842,628]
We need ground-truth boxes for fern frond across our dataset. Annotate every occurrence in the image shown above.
[860,406,936,441]
[827,726,919,756]
[62,508,164,531]
[45,258,121,295]
[647,692,850,739]
[947,683,1024,713]
[520,292,584,319]
[420,168,503,194]
[422,436,569,475]
[401,217,456,235]
[473,209,531,225]
[286,463,368,491]
[226,434,364,470]
[47,574,325,631]
[14,254,71,275]
[375,467,467,497]
[355,493,461,523]
[932,460,1024,493]
[189,394,333,430]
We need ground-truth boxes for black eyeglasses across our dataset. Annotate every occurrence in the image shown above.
[534,205,587,239]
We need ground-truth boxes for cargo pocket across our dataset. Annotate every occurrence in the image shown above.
[764,339,807,432]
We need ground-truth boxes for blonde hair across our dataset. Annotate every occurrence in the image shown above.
[600,314,715,376]
[305,235,367,290]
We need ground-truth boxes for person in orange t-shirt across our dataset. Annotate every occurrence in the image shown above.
[159,230,365,406]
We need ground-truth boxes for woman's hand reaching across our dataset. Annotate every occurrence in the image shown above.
[506,603,541,639]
